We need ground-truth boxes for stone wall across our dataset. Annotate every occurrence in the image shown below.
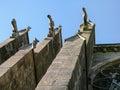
[0,30,29,64]
[0,27,62,90]
[35,35,87,90]
[81,25,95,69]
[0,47,36,90]
[34,28,62,83]
[0,20,95,90]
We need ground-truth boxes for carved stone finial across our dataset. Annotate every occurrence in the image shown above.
[11,18,18,33]
[47,15,55,37]
[26,26,31,31]
[82,7,88,26]
[32,38,39,48]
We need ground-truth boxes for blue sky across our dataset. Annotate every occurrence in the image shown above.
[0,0,120,44]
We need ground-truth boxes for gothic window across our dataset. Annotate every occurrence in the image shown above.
[92,63,120,90]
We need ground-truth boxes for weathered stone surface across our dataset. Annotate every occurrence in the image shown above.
[0,48,36,90]
[35,18,95,90]
[92,52,120,67]
[35,37,87,90]
[34,28,62,84]
[0,26,62,90]
[0,29,30,64]
[81,28,95,69]
[36,86,68,90]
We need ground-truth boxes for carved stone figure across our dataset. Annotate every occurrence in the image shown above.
[10,18,19,38]
[47,15,54,31]
[47,15,55,37]
[77,8,95,33]
[11,18,18,33]
[32,38,39,48]
[82,8,88,26]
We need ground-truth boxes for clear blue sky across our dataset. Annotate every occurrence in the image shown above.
[0,0,120,44]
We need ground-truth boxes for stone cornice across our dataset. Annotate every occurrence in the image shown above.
[94,44,120,53]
